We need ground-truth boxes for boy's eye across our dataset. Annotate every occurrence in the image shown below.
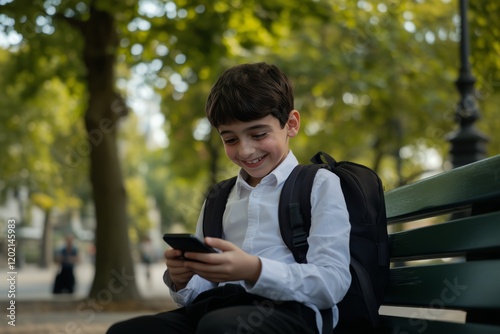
[222,137,238,145]
[251,132,267,139]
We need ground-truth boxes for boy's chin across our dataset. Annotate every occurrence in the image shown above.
[243,170,267,186]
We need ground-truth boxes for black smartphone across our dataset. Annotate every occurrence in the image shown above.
[163,233,217,254]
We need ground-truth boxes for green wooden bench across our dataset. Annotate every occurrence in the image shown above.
[379,155,500,333]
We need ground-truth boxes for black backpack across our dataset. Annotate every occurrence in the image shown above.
[203,151,390,333]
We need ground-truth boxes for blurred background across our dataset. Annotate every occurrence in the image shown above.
[0,0,498,331]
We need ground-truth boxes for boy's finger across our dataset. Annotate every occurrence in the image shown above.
[165,249,183,259]
[204,237,235,251]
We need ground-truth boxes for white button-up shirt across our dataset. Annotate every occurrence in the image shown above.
[166,151,351,332]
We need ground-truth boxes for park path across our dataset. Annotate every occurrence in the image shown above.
[1,262,176,334]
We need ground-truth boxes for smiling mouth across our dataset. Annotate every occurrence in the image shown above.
[243,155,267,165]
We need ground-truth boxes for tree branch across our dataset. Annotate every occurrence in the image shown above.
[53,13,85,33]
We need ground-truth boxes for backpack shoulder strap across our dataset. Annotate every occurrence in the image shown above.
[202,177,237,238]
[278,162,324,263]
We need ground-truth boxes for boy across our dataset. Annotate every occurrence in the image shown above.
[107,62,351,333]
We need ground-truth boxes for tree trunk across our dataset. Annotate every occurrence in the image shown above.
[38,208,52,268]
[67,7,140,301]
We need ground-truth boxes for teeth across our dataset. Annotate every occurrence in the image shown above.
[246,156,263,164]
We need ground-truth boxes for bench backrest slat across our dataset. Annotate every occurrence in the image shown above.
[382,315,500,334]
[384,155,500,224]
[384,259,500,309]
[389,211,500,261]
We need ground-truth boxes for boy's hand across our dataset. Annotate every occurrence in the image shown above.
[164,248,195,290]
[182,237,262,284]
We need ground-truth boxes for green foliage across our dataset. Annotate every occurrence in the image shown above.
[1,0,498,234]
[0,47,87,205]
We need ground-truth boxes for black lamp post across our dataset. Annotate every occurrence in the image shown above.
[447,0,489,168]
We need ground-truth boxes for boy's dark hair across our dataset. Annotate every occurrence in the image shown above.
[205,62,294,129]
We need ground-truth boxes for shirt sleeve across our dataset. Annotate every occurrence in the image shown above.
[164,201,218,306]
[165,269,217,306]
[243,169,351,310]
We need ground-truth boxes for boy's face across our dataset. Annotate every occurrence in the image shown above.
[218,111,300,186]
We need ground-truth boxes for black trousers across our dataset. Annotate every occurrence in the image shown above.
[107,284,318,334]
[53,266,75,294]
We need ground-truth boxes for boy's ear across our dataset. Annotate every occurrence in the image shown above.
[286,110,300,137]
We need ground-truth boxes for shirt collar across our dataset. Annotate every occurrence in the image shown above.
[235,151,299,196]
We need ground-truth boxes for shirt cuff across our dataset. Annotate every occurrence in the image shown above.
[244,257,289,299]
[163,269,177,292]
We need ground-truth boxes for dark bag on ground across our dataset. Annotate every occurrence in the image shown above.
[203,151,390,333]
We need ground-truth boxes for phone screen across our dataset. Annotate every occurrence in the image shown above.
[163,233,217,254]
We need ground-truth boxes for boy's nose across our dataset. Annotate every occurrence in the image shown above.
[238,140,255,158]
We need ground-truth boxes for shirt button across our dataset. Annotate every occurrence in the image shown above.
[252,192,260,198]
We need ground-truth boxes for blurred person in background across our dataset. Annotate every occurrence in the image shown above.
[53,234,79,294]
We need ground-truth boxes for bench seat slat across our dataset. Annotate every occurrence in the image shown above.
[383,260,500,309]
[389,211,500,261]
[381,316,500,334]
[384,155,500,223]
